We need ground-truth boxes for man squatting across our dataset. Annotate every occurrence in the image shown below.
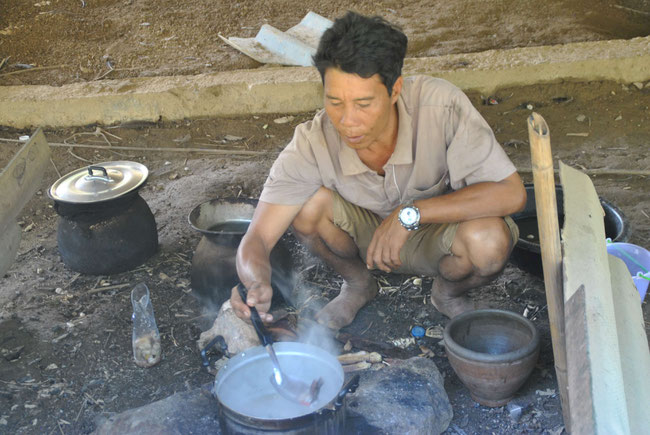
[230,11,526,330]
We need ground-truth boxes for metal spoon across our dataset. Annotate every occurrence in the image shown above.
[237,283,323,406]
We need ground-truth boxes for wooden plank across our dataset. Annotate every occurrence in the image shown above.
[0,128,50,276]
[0,219,21,276]
[564,285,595,433]
[609,256,650,434]
[0,128,50,220]
[560,161,630,433]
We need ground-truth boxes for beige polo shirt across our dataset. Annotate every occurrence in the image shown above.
[259,76,516,219]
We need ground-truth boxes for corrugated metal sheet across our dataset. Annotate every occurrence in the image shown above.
[218,11,333,66]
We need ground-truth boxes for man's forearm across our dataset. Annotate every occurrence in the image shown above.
[415,173,526,224]
[236,233,273,289]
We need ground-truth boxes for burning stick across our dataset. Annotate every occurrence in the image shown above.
[342,361,372,373]
[338,351,382,365]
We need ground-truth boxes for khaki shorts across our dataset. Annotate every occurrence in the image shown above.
[331,191,519,276]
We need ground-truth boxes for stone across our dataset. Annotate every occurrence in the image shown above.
[576,114,586,122]
[197,300,259,356]
[93,386,220,435]
[632,82,643,90]
[346,357,453,434]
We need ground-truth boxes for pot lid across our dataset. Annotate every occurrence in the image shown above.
[49,161,149,203]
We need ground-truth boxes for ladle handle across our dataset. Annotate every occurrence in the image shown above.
[236,283,272,347]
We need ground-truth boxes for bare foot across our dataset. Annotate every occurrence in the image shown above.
[315,278,378,330]
[430,279,476,318]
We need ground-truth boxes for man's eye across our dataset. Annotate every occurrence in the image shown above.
[358,104,370,108]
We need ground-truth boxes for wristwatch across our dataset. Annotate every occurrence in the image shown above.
[398,203,420,231]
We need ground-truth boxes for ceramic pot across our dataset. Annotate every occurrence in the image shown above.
[444,309,540,407]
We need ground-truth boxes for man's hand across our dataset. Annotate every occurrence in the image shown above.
[230,282,274,323]
[366,207,410,272]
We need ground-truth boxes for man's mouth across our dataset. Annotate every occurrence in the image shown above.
[345,135,364,144]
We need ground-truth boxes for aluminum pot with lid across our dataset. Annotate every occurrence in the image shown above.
[48,161,158,275]
[214,342,359,434]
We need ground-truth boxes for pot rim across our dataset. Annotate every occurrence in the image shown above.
[443,309,540,364]
[512,184,628,250]
[187,197,256,236]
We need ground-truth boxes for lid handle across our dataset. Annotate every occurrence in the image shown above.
[85,166,113,183]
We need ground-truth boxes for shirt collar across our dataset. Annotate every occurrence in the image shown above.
[337,94,413,176]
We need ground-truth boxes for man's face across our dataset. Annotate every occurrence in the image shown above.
[323,68,401,151]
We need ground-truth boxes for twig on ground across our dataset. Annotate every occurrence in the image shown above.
[63,273,81,289]
[68,148,93,163]
[174,253,191,265]
[87,283,131,294]
[103,331,112,348]
[359,321,374,335]
[94,65,114,80]
[0,56,9,71]
[0,64,66,77]
[74,398,86,422]
[0,137,271,155]
[613,4,650,15]
[169,293,185,308]
[65,127,122,147]
[186,312,213,322]
[50,158,62,178]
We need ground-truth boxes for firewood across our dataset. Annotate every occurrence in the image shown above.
[338,351,382,365]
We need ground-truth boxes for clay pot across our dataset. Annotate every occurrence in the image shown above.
[443,309,540,407]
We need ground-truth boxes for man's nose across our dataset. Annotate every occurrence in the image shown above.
[340,106,358,127]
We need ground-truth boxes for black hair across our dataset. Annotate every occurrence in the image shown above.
[313,11,408,96]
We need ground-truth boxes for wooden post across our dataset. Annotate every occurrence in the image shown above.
[526,113,570,429]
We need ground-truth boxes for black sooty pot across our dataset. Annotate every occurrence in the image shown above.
[49,163,158,275]
[188,198,294,308]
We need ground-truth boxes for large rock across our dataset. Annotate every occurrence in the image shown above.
[93,386,219,435]
[197,300,259,355]
[347,357,453,434]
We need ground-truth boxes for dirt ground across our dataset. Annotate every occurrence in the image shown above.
[1,0,649,87]
[1,1,650,435]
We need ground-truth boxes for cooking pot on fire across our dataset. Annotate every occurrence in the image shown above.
[49,161,158,275]
[213,341,359,434]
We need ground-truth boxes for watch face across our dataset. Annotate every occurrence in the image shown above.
[399,207,419,226]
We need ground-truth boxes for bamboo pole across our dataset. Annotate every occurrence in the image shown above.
[527,112,570,429]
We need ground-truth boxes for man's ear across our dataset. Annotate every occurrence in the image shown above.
[391,76,403,103]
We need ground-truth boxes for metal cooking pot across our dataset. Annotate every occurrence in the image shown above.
[188,198,294,308]
[214,342,359,434]
[49,161,158,274]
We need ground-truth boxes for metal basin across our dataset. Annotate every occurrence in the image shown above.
[444,309,540,407]
[510,184,628,277]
